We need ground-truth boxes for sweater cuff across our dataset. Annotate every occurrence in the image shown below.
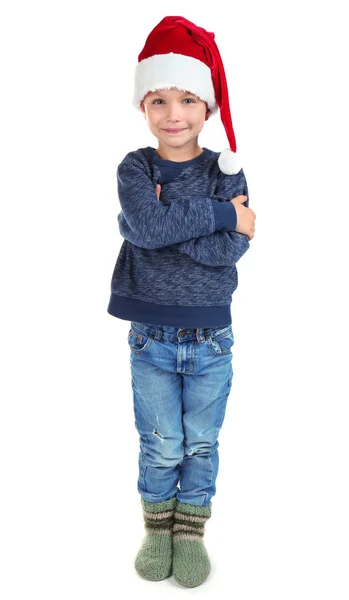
[211,200,237,232]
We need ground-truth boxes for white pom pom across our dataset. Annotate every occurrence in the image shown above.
[217,149,241,175]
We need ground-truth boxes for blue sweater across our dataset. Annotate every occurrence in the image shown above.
[107,146,250,328]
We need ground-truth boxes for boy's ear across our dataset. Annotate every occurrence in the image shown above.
[205,108,212,121]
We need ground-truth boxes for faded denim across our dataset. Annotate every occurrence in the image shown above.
[128,321,234,506]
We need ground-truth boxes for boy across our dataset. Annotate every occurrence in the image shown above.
[107,16,256,587]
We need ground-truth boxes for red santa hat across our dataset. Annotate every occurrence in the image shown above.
[133,16,241,175]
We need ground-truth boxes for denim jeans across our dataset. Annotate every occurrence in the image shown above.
[128,321,234,507]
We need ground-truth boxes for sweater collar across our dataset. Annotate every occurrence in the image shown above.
[147,146,211,168]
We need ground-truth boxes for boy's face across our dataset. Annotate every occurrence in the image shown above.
[140,88,211,152]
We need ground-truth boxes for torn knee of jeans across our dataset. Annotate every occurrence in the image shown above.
[153,428,164,440]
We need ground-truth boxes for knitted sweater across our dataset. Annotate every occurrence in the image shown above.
[107,146,250,328]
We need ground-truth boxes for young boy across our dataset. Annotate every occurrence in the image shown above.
[107,16,256,587]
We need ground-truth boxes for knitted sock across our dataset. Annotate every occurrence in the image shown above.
[135,496,177,581]
[172,500,212,587]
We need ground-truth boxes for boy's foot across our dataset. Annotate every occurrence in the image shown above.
[135,496,176,581]
[172,501,212,587]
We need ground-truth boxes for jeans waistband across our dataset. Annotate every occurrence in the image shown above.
[130,321,232,344]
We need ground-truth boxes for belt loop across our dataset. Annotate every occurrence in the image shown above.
[154,325,163,341]
[196,328,204,344]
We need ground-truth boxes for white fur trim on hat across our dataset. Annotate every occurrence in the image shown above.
[133,52,218,114]
[218,149,241,175]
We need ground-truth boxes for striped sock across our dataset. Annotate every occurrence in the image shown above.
[135,496,177,581]
[172,500,212,587]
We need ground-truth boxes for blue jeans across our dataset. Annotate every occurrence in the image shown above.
[128,321,234,507]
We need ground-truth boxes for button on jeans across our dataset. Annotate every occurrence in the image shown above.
[128,321,234,506]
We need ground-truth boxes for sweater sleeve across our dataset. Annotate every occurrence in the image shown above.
[116,155,236,249]
[171,168,251,267]
[173,231,250,267]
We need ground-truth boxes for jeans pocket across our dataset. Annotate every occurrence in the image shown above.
[207,325,234,356]
[128,325,154,353]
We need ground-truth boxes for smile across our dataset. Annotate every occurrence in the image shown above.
[162,129,187,134]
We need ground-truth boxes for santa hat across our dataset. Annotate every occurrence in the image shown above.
[133,16,241,175]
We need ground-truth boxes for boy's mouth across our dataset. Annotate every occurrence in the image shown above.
[162,128,187,134]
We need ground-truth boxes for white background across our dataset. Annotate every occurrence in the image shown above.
[1,1,349,598]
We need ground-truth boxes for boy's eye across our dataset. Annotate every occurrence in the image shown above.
[152,98,195,105]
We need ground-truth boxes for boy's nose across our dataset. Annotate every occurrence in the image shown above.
[166,105,183,118]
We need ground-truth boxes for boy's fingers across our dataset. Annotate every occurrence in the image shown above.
[232,195,248,204]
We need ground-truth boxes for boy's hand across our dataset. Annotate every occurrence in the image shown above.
[155,184,161,200]
[230,195,256,240]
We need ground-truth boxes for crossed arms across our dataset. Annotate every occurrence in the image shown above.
[116,155,250,267]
